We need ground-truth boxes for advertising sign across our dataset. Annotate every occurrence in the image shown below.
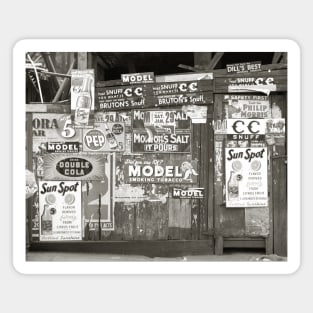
[82,155,113,231]
[39,181,82,241]
[227,119,267,135]
[71,69,95,127]
[132,109,191,153]
[225,147,268,207]
[172,187,204,199]
[96,85,146,111]
[43,153,106,181]
[228,77,277,94]
[151,80,211,96]
[224,95,270,118]
[121,72,155,84]
[82,122,125,152]
[123,156,198,184]
[32,113,81,153]
[226,61,262,73]
[46,142,80,153]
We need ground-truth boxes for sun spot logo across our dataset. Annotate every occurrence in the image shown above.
[84,129,105,150]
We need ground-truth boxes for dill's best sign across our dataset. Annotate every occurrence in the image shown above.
[43,154,106,181]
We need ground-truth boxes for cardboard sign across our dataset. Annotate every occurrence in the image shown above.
[71,69,95,127]
[226,134,265,148]
[123,156,198,184]
[43,153,106,181]
[226,61,262,73]
[39,181,82,241]
[32,113,82,153]
[224,95,270,118]
[225,147,268,207]
[172,187,204,199]
[82,122,125,152]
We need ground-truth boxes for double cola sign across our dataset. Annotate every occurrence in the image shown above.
[56,157,92,177]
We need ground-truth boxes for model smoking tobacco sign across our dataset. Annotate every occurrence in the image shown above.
[123,156,199,184]
[225,147,268,207]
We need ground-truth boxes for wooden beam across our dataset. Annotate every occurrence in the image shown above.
[272,52,283,64]
[77,52,88,70]
[207,52,224,70]
[194,52,212,69]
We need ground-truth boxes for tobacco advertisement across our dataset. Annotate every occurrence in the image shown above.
[224,95,270,118]
[225,147,268,207]
[122,155,198,184]
[39,181,82,241]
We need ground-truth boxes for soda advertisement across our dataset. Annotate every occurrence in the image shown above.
[224,95,270,118]
[43,153,106,181]
[225,147,268,207]
[39,181,82,241]
[32,113,82,153]
[71,69,95,127]
[123,156,199,184]
[82,155,113,232]
[82,122,125,152]
[132,109,191,153]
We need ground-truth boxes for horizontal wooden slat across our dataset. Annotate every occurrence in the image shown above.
[26,103,70,113]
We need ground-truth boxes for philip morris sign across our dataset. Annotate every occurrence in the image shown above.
[123,156,198,184]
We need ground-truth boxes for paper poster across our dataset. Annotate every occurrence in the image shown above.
[224,95,270,118]
[82,154,113,231]
[182,105,207,123]
[225,147,268,207]
[123,156,199,184]
[39,181,82,241]
[32,113,82,153]
[82,122,125,152]
[71,69,95,127]
[132,109,191,153]
[43,153,106,181]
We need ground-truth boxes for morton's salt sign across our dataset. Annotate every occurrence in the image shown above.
[123,156,198,184]
[132,109,191,153]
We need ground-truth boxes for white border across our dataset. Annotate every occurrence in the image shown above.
[13,39,300,274]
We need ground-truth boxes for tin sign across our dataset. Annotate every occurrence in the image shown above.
[82,122,125,152]
[123,156,199,184]
[172,187,204,199]
[225,147,268,207]
[43,154,106,181]
[39,181,82,241]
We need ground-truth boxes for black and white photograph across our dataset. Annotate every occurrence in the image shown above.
[14,39,300,274]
